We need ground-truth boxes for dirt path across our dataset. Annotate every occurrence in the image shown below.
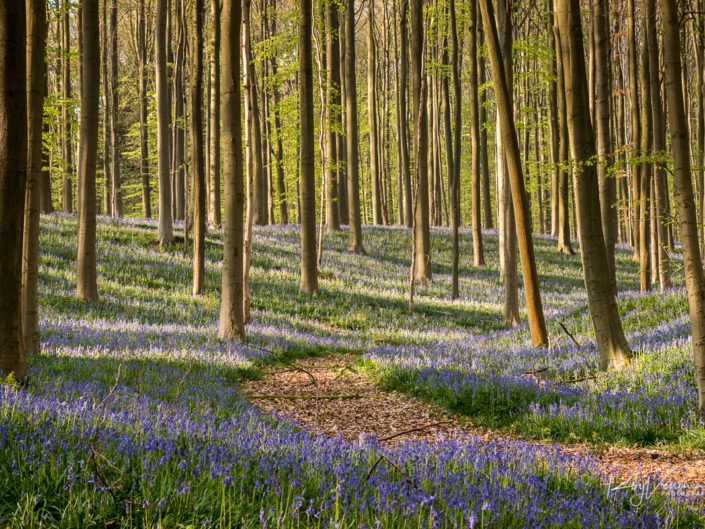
[242,353,705,493]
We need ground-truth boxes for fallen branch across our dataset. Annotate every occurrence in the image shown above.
[377,421,451,442]
[249,393,365,400]
[558,321,581,350]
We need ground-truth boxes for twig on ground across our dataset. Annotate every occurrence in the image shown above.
[377,421,451,442]
[558,321,581,350]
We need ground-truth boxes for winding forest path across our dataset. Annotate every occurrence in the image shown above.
[242,353,705,497]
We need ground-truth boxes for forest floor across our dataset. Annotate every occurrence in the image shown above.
[244,352,705,495]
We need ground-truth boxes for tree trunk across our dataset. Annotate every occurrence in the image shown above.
[173,0,186,221]
[0,0,28,381]
[345,0,364,253]
[101,0,111,216]
[109,0,122,217]
[299,0,318,293]
[639,10,652,292]
[547,6,559,236]
[479,46,492,230]
[557,0,631,370]
[138,0,150,218]
[218,0,245,340]
[469,0,484,267]
[76,0,99,303]
[593,0,616,290]
[156,0,174,244]
[449,0,462,296]
[192,0,206,296]
[645,0,670,289]
[411,0,431,281]
[627,0,640,259]
[661,0,705,413]
[399,0,412,227]
[208,0,221,226]
[22,0,46,354]
[554,10,572,255]
[480,0,547,346]
[62,0,73,213]
[337,7,349,225]
[326,0,341,232]
[368,1,382,225]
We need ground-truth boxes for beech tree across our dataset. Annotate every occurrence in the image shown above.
[76,0,100,304]
[0,0,28,380]
[299,0,317,294]
[557,0,631,370]
[218,0,245,340]
[156,0,174,245]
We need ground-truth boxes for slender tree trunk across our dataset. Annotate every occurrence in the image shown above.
[661,0,705,412]
[138,0,150,218]
[557,0,631,370]
[411,0,431,281]
[157,0,174,244]
[469,0,484,267]
[399,0,412,227]
[77,0,99,303]
[191,0,206,296]
[345,0,364,253]
[269,0,288,224]
[449,0,462,296]
[299,0,317,293]
[554,10,572,255]
[547,5,559,237]
[40,39,53,215]
[62,0,73,213]
[208,0,221,226]
[109,0,122,217]
[218,0,245,339]
[101,0,111,215]
[173,0,186,221]
[338,7,349,225]
[326,0,341,232]
[479,47,492,230]
[639,10,652,292]
[242,0,257,320]
[368,1,382,225]
[627,0,640,259]
[593,0,616,290]
[22,0,46,354]
[480,0,548,346]
[494,0,519,326]
[645,0,670,289]
[0,0,28,381]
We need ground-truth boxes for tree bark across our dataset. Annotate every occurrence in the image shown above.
[449,0,463,296]
[645,0,670,289]
[173,0,186,221]
[411,0,431,281]
[557,0,631,370]
[109,0,122,217]
[639,10,652,292]
[593,0,616,290]
[76,0,100,303]
[22,0,46,354]
[218,0,245,340]
[299,0,318,293]
[326,0,341,232]
[399,0,412,227]
[469,0,484,267]
[192,0,206,296]
[0,0,28,381]
[62,0,73,213]
[554,10,572,255]
[157,0,174,244]
[627,0,640,259]
[480,0,548,346]
[345,0,364,253]
[138,0,150,218]
[661,0,705,413]
[368,0,382,225]
[101,0,111,216]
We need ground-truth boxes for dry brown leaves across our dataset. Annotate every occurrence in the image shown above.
[242,353,705,492]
